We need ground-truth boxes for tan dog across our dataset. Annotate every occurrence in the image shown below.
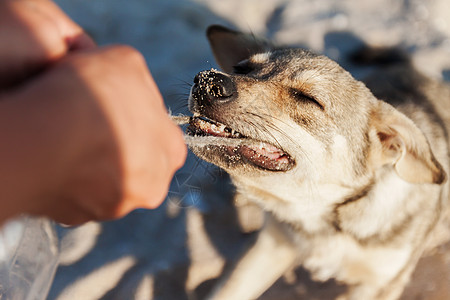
[176,25,450,300]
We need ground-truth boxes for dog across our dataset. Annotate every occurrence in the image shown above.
[176,25,450,300]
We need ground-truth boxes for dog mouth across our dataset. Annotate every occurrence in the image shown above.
[187,116,295,171]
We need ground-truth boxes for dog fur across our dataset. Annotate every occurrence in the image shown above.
[182,25,450,300]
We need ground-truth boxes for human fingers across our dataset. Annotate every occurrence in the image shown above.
[0,0,95,88]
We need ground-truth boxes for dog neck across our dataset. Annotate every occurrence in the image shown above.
[232,167,422,239]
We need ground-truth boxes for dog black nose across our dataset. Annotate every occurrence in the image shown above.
[192,70,235,106]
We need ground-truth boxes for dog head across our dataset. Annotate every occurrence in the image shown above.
[187,25,445,197]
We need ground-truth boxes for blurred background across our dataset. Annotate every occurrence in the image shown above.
[48,0,450,299]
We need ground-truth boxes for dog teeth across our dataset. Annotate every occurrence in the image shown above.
[191,115,244,138]
[219,125,241,137]
[219,124,228,132]
[231,129,241,137]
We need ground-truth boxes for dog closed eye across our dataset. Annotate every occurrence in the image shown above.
[289,88,323,109]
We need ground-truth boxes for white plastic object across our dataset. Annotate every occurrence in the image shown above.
[0,216,59,300]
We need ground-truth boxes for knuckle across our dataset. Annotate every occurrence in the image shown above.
[174,143,188,169]
[108,45,146,65]
[15,4,67,58]
[96,205,123,220]
[170,127,188,168]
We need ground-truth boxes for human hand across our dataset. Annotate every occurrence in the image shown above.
[0,0,187,225]
[0,0,95,88]
[0,46,187,224]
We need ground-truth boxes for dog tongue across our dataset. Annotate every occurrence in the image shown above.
[237,143,291,171]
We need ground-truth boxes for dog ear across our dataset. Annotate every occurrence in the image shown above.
[206,25,273,73]
[369,101,446,184]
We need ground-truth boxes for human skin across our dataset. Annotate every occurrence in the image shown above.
[0,0,187,224]
[0,0,95,87]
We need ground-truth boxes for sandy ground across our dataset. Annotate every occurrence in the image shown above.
[47,0,450,299]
